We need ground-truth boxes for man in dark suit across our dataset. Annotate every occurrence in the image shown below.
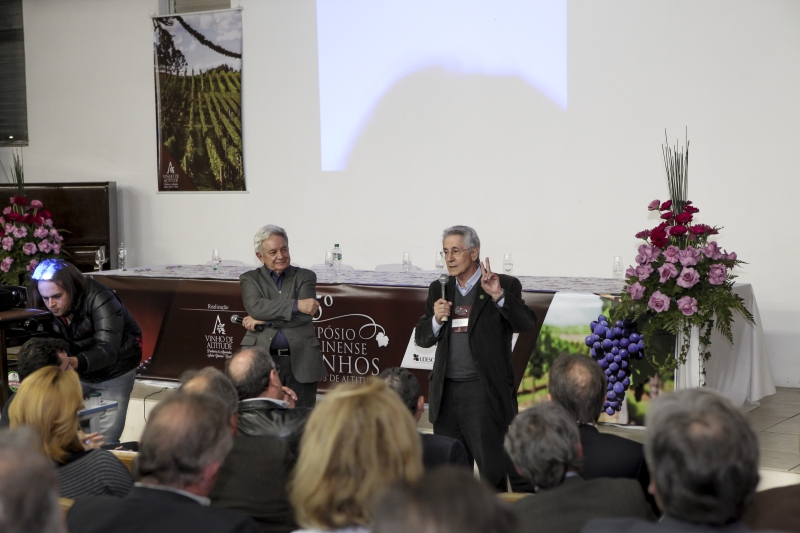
[238,225,324,407]
[378,366,470,471]
[226,346,311,459]
[66,393,260,533]
[584,389,772,533]
[744,483,800,532]
[416,225,537,490]
[181,367,296,533]
[505,401,653,533]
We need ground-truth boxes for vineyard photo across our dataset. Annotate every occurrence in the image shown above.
[154,11,244,192]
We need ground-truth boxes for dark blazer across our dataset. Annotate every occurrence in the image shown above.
[582,515,783,533]
[420,432,471,471]
[239,265,325,383]
[67,485,261,533]
[210,435,296,533]
[743,483,800,532]
[513,476,653,533]
[415,273,537,426]
[237,398,311,459]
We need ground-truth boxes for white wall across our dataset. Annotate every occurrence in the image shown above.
[4,0,800,384]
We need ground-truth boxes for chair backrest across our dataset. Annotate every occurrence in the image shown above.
[309,264,354,271]
[59,497,74,517]
[375,263,422,272]
[497,492,529,503]
[205,260,246,267]
[111,450,137,473]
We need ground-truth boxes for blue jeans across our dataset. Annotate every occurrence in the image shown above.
[80,368,136,444]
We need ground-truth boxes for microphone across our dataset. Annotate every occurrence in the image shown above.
[438,273,449,322]
[231,314,263,331]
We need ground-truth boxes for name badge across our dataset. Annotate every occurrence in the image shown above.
[451,305,471,333]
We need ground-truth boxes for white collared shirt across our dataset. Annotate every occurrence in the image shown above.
[134,482,211,506]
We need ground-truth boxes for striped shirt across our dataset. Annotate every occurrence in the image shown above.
[57,449,133,499]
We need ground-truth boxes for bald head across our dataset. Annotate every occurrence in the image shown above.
[180,367,239,421]
[225,346,277,400]
[548,354,607,424]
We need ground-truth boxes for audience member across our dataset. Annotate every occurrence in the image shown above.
[9,366,132,499]
[1,337,71,428]
[505,401,651,533]
[373,466,517,533]
[379,366,470,471]
[0,426,65,533]
[31,259,143,444]
[744,466,800,532]
[583,388,777,533]
[226,346,310,457]
[67,392,260,533]
[289,379,424,533]
[181,367,297,533]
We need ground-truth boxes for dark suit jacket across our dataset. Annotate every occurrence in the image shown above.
[743,483,800,532]
[237,398,311,459]
[513,476,653,533]
[582,515,782,533]
[67,485,261,533]
[210,435,296,533]
[240,265,325,383]
[416,273,537,426]
[420,432,471,470]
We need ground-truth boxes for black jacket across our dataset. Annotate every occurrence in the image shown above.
[237,399,311,458]
[50,278,142,383]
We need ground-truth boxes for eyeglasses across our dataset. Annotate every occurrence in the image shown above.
[442,247,469,257]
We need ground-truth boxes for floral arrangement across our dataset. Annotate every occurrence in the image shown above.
[0,195,64,285]
[613,134,753,373]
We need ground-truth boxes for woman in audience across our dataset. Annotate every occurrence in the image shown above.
[9,366,133,499]
[289,379,424,533]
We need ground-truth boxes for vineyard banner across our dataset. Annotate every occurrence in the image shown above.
[153,10,245,192]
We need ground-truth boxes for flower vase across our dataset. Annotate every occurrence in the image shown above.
[674,325,704,389]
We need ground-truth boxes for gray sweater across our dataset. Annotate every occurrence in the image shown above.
[57,449,133,499]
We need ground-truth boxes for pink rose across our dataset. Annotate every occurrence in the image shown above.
[677,247,701,267]
[648,291,671,313]
[4,224,12,234]
[53,243,61,254]
[700,241,724,260]
[30,200,43,209]
[662,245,680,264]
[26,259,39,272]
[636,264,654,281]
[43,219,53,227]
[627,282,646,300]
[625,266,637,277]
[723,251,737,261]
[22,242,37,255]
[1,236,13,251]
[37,239,51,253]
[676,267,701,289]
[708,264,728,285]
[658,263,678,283]
[676,296,698,316]
[2,207,10,215]
[635,244,659,265]
[0,257,13,272]
[12,227,26,239]
[648,199,661,211]
[34,227,48,239]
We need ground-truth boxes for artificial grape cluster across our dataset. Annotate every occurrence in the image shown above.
[584,316,645,416]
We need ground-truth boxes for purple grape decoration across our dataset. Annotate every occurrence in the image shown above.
[588,314,644,418]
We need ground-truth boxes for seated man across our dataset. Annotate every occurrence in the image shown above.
[584,389,774,533]
[225,346,310,458]
[181,368,296,533]
[373,466,517,533]
[0,427,65,533]
[505,401,652,533]
[66,393,260,533]
[744,474,800,531]
[378,367,470,471]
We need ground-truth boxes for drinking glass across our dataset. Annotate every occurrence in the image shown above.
[94,248,106,272]
[435,251,445,272]
[613,257,624,279]
[402,251,412,274]
[325,251,333,269]
[503,253,513,274]
[212,249,221,270]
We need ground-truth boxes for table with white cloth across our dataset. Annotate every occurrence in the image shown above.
[91,266,775,408]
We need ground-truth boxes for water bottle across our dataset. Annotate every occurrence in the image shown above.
[118,242,127,271]
[332,243,342,275]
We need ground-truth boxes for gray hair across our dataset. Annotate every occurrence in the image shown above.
[180,367,239,421]
[645,388,759,525]
[504,401,582,489]
[226,346,276,400]
[378,367,420,415]
[442,225,480,251]
[136,393,233,488]
[374,466,516,533]
[549,354,607,424]
[0,428,64,533]
[253,224,289,254]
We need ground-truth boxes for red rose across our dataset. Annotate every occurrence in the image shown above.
[689,225,706,235]
[661,212,675,220]
[684,205,699,214]
[669,225,688,236]
[10,196,26,206]
[6,212,21,222]
[660,200,672,210]
[39,209,51,219]
[635,229,652,239]
[650,228,668,248]
[676,212,693,224]
[23,214,35,224]
[31,216,43,226]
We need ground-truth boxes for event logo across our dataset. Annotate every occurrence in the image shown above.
[167,162,175,174]
[212,315,226,335]
[162,161,179,189]
[205,314,234,359]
